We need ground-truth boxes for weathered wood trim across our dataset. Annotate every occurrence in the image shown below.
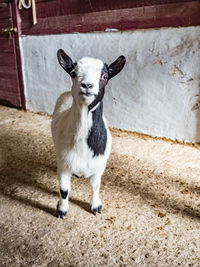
[19,1,200,36]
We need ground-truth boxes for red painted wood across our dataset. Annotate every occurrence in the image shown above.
[0,0,24,108]
[0,2,10,19]
[0,53,15,66]
[0,89,21,106]
[33,0,200,16]
[0,17,12,28]
[20,1,200,35]
[0,37,14,52]
[0,72,19,89]
[0,65,16,76]
[10,0,26,108]
[20,0,200,23]
[0,60,21,106]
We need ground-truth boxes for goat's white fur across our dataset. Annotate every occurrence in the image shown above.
[51,57,112,216]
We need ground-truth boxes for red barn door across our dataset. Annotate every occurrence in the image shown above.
[0,0,24,108]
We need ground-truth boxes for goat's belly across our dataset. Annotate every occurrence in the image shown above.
[64,149,107,178]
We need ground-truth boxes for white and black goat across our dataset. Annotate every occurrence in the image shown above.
[51,49,126,218]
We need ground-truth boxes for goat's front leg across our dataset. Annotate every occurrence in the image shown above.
[57,170,71,219]
[90,172,103,215]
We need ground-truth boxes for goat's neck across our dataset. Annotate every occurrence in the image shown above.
[70,100,92,138]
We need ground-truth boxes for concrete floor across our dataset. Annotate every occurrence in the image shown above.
[0,105,200,266]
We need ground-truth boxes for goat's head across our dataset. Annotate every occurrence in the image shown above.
[57,49,126,109]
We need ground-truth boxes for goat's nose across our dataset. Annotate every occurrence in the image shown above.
[81,82,94,89]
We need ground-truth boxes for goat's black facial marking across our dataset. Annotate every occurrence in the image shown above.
[70,70,76,78]
[87,102,107,157]
[60,190,68,199]
[88,64,108,111]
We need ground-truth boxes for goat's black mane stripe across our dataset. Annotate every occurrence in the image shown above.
[87,64,108,157]
[88,87,105,111]
[87,101,107,157]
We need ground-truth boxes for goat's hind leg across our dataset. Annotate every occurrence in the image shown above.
[57,170,71,219]
[90,172,103,215]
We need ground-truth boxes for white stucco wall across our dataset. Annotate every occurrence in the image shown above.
[20,26,200,142]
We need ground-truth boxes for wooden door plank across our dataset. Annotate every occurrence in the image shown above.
[0,17,12,29]
[0,53,15,66]
[9,0,25,108]
[0,90,21,106]
[0,37,14,52]
[0,0,23,108]
[0,66,18,79]
[0,2,10,19]
[0,74,19,89]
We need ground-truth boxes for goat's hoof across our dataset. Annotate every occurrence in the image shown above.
[57,202,67,219]
[91,205,102,215]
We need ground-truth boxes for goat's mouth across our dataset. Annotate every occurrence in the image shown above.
[79,92,95,97]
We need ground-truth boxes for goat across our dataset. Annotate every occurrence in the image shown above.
[51,49,126,218]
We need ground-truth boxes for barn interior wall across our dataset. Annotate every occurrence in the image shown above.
[19,26,200,142]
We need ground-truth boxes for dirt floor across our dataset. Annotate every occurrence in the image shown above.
[0,105,200,267]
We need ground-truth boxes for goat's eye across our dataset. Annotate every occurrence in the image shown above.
[70,71,76,78]
[102,73,108,80]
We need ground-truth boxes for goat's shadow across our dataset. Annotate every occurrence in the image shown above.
[105,151,200,220]
[69,197,91,213]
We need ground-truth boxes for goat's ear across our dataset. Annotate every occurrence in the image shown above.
[57,49,75,75]
[108,56,126,80]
